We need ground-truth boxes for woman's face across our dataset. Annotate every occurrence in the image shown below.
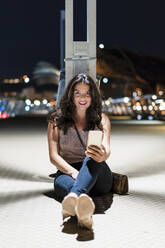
[73,82,92,111]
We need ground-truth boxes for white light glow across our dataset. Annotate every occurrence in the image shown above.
[25,106,30,111]
[102,77,109,84]
[24,77,30,83]
[159,91,163,96]
[105,100,110,106]
[159,103,165,110]
[133,92,137,98]
[123,97,129,103]
[137,114,142,120]
[148,115,154,120]
[99,43,104,49]
[152,95,157,100]
[25,99,31,105]
[34,100,40,106]
[136,105,142,111]
[148,105,153,111]
[155,99,164,104]
[42,99,48,105]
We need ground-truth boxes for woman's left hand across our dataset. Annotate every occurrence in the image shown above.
[85,144,107,163]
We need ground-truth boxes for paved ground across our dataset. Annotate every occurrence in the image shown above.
[0,117,165,248]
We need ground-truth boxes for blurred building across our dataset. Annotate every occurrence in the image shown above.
[32,61,60,97]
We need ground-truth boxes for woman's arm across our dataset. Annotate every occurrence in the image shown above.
[100,112,111,159]
[85,113,111,162]
[47,122,79,179]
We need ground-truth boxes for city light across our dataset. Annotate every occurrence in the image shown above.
[155,99,164,104]
[137,114,142,120]
[3,78,20,84]
[148,105,153,111]
[0,113,9,119]
[99,43,104,49]
[25,106,30,111]
[49,100,56,106]
[152,95,157,100]
[42,99,48,105]
[136,105,142,111]
[0,106,5,111]
[102,77,109,84]
[159,102,165,110]
[148,115,154,120]
[123,97,129,103]
[24,77,30,83]
[158,91,163,96]
[133,105,136,110]
[105,100,110,106]
[1,91,165,120]
[34,100,40,106]
[23,75,30,83]
[25,99,31,105]
[133,92,137,98]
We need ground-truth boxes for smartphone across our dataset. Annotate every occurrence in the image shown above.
[87,130,103,148]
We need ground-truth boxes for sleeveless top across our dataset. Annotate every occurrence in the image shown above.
[59,126,101,164]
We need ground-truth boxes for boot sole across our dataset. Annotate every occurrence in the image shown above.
[76,194,95,229]
[62,195,78,218]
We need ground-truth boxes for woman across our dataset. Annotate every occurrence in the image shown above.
[47,73,113,229]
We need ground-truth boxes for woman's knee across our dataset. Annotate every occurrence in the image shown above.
[91,163,113,195]
[54,181,68,199]
[83,156,102,169]
[54,175,74,199]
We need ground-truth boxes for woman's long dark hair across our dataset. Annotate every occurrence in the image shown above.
[48,73,103,134]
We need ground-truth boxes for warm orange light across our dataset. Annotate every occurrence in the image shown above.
[49,101,56,106]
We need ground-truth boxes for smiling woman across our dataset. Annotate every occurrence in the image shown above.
[73,83,91,110]
[47,73,113,230]
[49,73,103,133]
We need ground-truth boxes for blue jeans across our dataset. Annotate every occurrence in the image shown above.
[54,157,113,202]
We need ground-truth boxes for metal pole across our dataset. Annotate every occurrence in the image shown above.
[65,0,96,87]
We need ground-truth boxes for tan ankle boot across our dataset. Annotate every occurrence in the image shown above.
[76,194,95,230]
[62,193,78,220]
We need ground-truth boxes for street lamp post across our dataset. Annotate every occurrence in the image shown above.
[65,0,96,86]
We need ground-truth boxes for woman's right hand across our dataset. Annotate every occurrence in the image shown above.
[70,169,79,179]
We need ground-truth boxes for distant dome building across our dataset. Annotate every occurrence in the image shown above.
[32,61,60,92]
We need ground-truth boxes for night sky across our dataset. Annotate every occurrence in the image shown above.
[0,0,165,77]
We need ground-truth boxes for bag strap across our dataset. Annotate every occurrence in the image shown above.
[74,125,86,150]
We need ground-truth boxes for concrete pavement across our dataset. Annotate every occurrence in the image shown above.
[0,118,165,248]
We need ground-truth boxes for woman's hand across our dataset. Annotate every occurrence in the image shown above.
[85,144,107,163]
[70,169,79,179]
